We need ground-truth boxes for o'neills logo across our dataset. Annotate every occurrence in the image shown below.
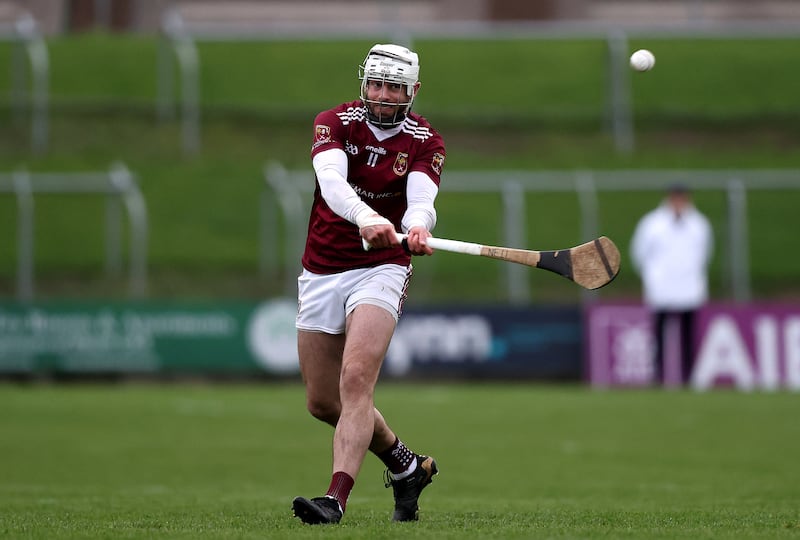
[315,125,331,142]
[393,152,409,176]
[431,152,444,175]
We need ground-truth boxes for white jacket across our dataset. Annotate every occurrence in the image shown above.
[630,202,713,310]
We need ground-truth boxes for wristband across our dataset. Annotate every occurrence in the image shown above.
[356,212,392,229]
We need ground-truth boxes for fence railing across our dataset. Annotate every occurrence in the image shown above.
[0,11,48,154]
[0,163,148,301]
[157,9,800,155]
[262,163,800,303]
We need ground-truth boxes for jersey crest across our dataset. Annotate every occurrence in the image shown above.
[432,152,445,175]
[393,152,409,176]
[315,124,330,141]
[313,124,332,150]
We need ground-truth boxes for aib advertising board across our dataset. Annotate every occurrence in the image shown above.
[585,302,800,391]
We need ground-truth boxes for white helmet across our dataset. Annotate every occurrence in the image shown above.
[358,43,420,128]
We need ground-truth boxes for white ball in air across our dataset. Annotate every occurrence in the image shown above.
[630,49,656,72]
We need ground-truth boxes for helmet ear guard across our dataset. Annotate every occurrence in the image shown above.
[358,44,420,128]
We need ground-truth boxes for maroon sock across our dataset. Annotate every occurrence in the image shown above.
[376,437,416,475]
[325,471,354,512]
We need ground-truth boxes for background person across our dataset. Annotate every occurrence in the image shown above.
[630,183,713,386]
[291,43,445,525]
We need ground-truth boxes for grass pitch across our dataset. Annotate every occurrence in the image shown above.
[1,382,798,539]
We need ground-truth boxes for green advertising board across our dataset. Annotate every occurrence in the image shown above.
[0,298,299,376]
[2,301,587,381]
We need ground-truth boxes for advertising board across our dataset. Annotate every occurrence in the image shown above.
[586,302,800,390]
[0,301,582,380]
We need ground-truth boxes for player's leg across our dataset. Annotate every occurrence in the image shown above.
[297,329,344,427]
[332,303,396,478]
[293,268,353,524]
[340,303,438,522]
[342,265,438,522]
[295,326,419,474]
[293,304,395,525]
[296,328,397,442]
[371,410,439,522]
[294,325,396,524]
[293,265,438,523]
[293,268,407,523]
[296,329,406,452]
[292,329,348,524]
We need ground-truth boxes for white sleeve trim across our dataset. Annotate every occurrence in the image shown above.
[312,148,375,225]
[402,171,438,232]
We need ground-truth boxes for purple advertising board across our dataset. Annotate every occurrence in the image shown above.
[586,302,800,391]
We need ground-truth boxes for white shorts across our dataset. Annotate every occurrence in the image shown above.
[296,264,412,334]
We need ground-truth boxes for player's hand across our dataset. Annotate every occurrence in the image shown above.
[404,226,434,256]
[359,214,400,250]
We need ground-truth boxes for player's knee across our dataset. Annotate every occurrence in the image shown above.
[306,398,340,426]
[339,362,376,397]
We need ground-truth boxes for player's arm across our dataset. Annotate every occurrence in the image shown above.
[402,171,438,255]
[312,148,398,248]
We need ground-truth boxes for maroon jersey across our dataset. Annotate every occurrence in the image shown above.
[302,100,446,274]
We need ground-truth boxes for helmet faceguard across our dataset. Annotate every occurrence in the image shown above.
[358,44,420,128]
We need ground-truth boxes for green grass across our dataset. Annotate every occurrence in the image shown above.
[2,34,800,301]
[14,35,799,121]
[1,383,799,538]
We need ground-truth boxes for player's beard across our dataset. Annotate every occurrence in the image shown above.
[364,101,407,128]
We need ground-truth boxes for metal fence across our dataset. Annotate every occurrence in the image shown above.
[0,11,48,154]
[262,163,800,303]
[0,163,148,301]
